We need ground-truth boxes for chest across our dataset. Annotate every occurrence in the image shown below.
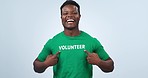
[50,39,95,65]
[51,39,94,54]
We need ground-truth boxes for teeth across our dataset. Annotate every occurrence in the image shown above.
[67,19,74,22]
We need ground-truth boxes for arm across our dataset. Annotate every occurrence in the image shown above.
[84,50,114,72]
[33,58,48,73]
[96,58,114,72]
[33,52,60,73]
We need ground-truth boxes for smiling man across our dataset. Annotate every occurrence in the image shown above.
[61,3,80,31]
[33,0,114,78]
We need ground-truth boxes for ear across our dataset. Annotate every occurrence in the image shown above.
[79,14,81,20]
[60,15,62,19]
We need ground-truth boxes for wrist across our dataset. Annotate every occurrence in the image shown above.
[43,61,50,68]
[96,59,102,66]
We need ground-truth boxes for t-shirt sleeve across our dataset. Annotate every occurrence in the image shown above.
[93,38,109,61]
[37,39,52,62]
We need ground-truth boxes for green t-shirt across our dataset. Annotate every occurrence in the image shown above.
[38,31,109,78]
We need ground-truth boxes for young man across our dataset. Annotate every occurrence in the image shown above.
[33,0,114,78]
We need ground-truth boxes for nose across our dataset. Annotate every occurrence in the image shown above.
[66,13,75,18]
[67,16,73,18]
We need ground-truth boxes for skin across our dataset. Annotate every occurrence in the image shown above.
[33,4,114,73]
[33,52,60,73]
[61,5,81,36]
[84,50,114,72]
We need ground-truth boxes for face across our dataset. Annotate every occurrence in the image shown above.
[61,5,81,30]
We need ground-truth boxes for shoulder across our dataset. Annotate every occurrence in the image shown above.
[82,31,102,45]
[50,31,64,40]
[45,31,63,45]
[81,31,98,41]
[52,31,64,39]
[81,31,93,38]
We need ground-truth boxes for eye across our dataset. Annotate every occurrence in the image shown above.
[62,12,68,15]
[73,12,78,14]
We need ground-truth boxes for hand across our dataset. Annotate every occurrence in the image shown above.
[44,51,60,67]
[84,50,101,65]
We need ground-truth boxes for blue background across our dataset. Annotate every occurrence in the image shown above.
[0,0,148,78]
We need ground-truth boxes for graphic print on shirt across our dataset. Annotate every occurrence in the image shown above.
[59,44,85,50]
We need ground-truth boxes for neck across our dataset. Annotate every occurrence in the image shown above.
[64,28,80,36]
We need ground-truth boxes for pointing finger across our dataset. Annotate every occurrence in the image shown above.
[52,52,60,58]
[84,50,91,55]
[55,51,60,56]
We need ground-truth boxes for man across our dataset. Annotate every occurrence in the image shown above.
[33,0,114,78]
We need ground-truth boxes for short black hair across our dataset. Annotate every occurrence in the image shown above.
[60,0,80,15]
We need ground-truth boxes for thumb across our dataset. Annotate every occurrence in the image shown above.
[84,50,91,55]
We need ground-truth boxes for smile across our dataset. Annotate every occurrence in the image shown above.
[67,19,75,24]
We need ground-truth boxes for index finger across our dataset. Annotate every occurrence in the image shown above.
[84,50,91,55]
[54,51,60,56]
